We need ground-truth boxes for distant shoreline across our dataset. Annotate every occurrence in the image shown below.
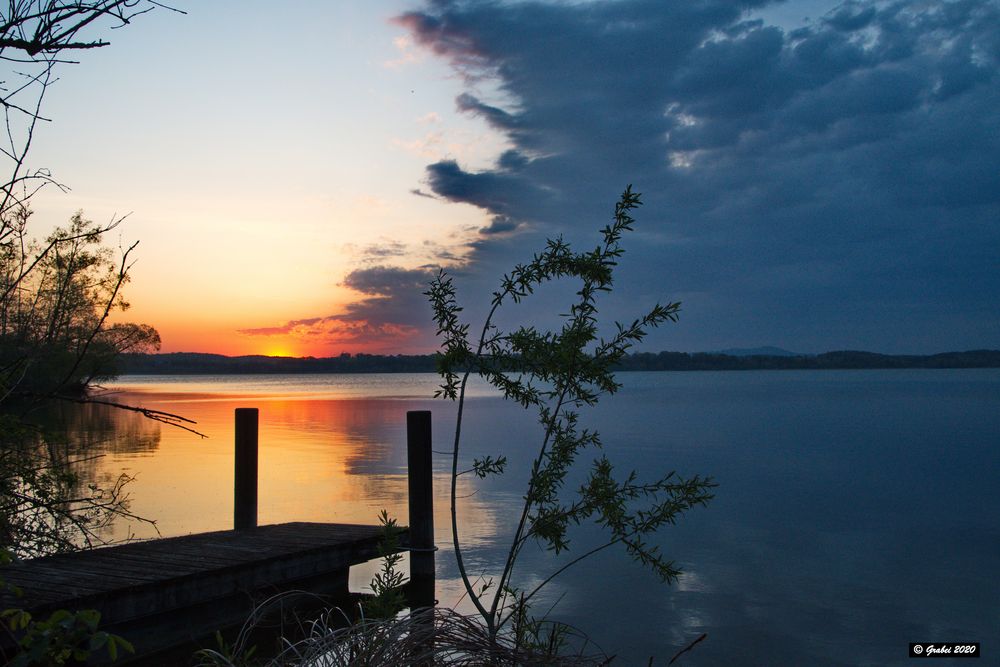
[120,350,1000,375]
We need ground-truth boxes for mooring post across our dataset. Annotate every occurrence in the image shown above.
[407,410,435,610]
[234,408,259,531]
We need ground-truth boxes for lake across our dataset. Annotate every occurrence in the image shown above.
[53,370,1000,665]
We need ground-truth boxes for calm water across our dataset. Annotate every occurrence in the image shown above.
[57,370,1000,665]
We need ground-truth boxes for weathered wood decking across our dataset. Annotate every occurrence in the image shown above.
[2,409,436,664]
[1,522,410,663]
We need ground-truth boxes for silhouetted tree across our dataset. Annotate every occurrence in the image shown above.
[0,1,183,561]
[0,2,182,397]
[0,212,162,396]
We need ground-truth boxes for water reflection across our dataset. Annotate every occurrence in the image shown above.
[34,370,1000,665]
[67,389,501,556]
[24,399,162,457]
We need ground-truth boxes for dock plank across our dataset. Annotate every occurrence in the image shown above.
[0,522,408,663]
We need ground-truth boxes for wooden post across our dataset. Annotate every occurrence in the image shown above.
[407,410,435,610]
[234,408,258,531]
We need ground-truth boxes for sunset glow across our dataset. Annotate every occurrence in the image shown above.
[28,2,492,357]
[22,0,1000,356]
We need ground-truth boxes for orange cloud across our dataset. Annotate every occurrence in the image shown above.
[234,265,444,356]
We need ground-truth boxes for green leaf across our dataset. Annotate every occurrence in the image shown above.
[89,631,109,651]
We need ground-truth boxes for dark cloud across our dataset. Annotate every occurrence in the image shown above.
[479,215,520,235]
[496,149,529,171]
[424,159,546,219]
[420,239,464,263]
[238,266,444,352]
[394,0,1000,353]
[334,265,444,350]
[341,265,439,297]
[456,92,521,130]
[409,187,439,199]
[824,1,877,31]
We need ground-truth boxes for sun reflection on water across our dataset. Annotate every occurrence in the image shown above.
[80,384,499,558]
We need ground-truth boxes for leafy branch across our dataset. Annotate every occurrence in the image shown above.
[428,186,716,650]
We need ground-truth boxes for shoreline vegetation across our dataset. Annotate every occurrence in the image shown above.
[119,349,1000,375]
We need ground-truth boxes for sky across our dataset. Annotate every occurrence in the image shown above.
[21,0,1000,357]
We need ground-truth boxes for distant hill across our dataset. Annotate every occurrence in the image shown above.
[614,349,1000,371]
[118,349,1000,375]
[712,346,801,357]
[119,352,437,374]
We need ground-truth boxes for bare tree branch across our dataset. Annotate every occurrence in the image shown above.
[51,394,206,438]
[0,2,184,560]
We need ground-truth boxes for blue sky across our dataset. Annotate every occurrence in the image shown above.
[24,0,1000,355]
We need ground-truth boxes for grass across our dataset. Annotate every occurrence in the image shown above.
[193,593,612,667]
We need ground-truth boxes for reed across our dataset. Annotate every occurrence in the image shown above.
[195,598,611,667]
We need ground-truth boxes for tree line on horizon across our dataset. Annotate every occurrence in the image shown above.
[119,348,1000,374]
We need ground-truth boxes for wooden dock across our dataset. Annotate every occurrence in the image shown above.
[1,522,410,662]
[0,409,437,664]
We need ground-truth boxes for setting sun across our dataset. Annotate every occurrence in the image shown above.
[263,345,296,359]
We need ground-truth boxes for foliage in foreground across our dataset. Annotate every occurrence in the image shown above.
[428,186,716,645]
[359,510,408,621]
[1,548,135,665]
[195,513,613,666]
[194,599,610,667]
